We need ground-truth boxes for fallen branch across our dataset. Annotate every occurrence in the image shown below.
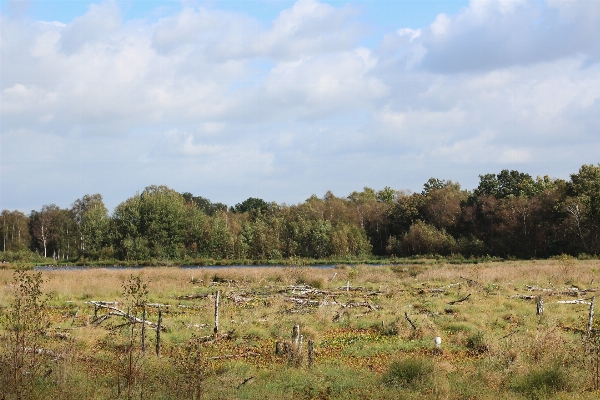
[88,301,167,331]
[207,352,259,360]
[511,295,536,300]
[176,293,209,300]
[405,311,417,330]
[557,299,592,305]
[237,376,255,389]
[448,294,471,305]
[500,329,519,339]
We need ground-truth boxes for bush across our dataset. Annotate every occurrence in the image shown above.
[381,357,434,390]
[512,365,571,398]
[401,221,456,256]
[466,331,488,354]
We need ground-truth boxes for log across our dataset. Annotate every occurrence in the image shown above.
[557,299,591,305]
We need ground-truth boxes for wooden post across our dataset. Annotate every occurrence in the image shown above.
[292,325,300,345]
[536,295,544,316]
[214,290,221,339]
[298,335,303,354]
[588,296,595,335]
[156,308,162,357]
[307,340,314,368]
[141,305,146,353]
[346,281,350,292]
[275,341,283,355]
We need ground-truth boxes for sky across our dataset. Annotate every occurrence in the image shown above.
[1,0,599,213]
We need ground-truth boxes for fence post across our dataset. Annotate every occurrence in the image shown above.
[141,305,146,353]
[156,308,162,357]
[308,340,314,368]
[589,296,595,335]
[292,325,300,345]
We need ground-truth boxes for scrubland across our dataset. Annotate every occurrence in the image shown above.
[2,259,600,399]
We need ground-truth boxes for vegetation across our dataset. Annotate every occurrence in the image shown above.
[1,164,600,266]
[0,260,599,398]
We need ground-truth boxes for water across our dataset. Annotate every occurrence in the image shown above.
[34,264,338,271]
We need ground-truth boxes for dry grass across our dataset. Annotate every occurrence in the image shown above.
[1,261,600,398]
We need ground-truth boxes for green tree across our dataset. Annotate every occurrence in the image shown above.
[568,164,600,252]
[232,197,268,214]
[112,193,149,261]
[71,194,108,258]
[474,170,537,199]
[181,192,227,216]
[0,210,30,253]
[139,185,187,259]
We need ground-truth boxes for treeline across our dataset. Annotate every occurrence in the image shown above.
[1,164,599,262]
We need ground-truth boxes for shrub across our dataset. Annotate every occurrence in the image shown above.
[1,270,50,400]
[466,331,488,354]
[401,221,456,256]
[512,365,571,398]
[381,357,434,390]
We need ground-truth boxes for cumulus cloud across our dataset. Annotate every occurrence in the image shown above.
[1,0,599,211]
[399,0,600,72]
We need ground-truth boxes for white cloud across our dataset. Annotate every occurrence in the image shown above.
[1,0,600,211]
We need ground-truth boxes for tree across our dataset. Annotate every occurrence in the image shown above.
[0,210,30,253]
[421,182,466,232]
[29,205,61,258]
[71,194,108,257]
[387,192,425,236]
[232,197,268,214]
[568,164,600,252]
[473,170,537,199]
[112,193,149,261]
[376,186,396,203]
[181,192,227,216]
[139,185,187,259]
[422,178,446,196]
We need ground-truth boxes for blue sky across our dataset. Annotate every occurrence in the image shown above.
[1,0,599,212]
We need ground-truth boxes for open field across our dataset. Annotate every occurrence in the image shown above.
[2,259,600,399]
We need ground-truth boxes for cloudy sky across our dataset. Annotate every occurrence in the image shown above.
[1,0,599,212]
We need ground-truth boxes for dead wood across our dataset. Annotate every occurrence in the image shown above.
[404,311,417,330]
[88,301,167,331]
[511,295,536,300]
[447,294,471,305]
[208,352,259,360]
[557,299,592,305]
[176,293,209,300]
[237,376,255,389]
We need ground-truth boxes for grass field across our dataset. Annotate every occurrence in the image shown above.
[1,259,600,399]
